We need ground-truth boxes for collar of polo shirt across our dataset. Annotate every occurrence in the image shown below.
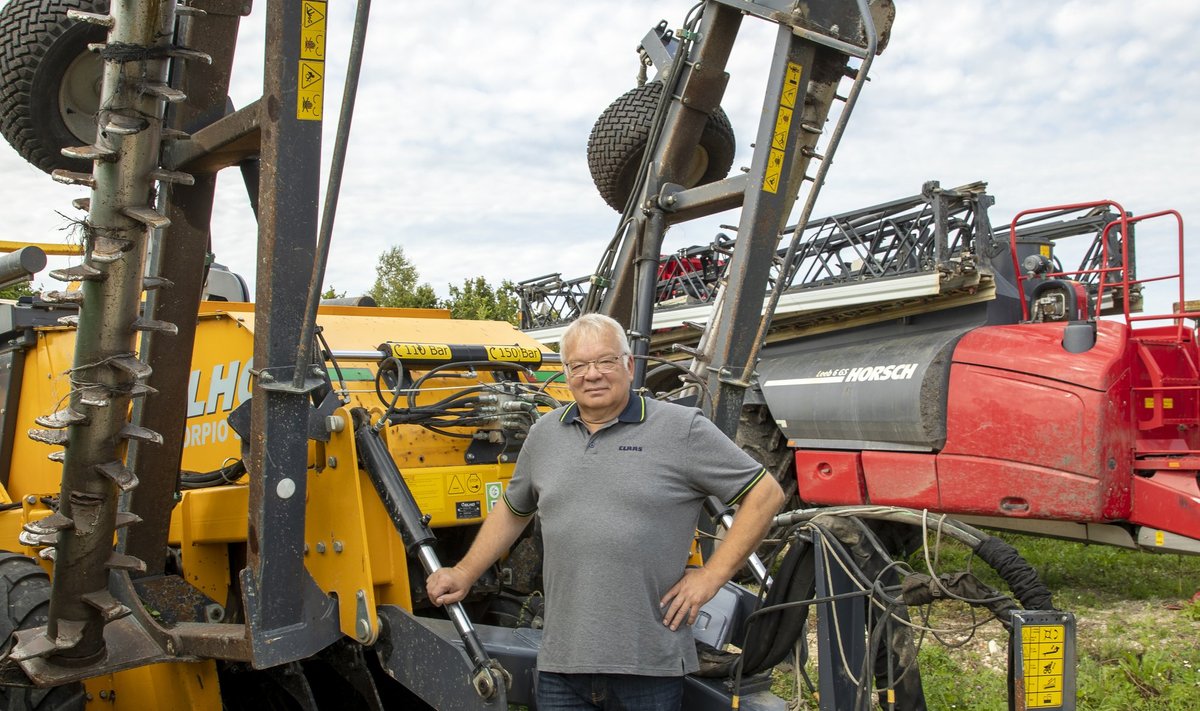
[559,391,647,425]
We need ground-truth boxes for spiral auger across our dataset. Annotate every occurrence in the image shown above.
[11,0,210,666]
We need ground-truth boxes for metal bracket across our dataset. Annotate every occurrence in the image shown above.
[374,606,509,710]
[255,365,325,395]
[239,569,341,669]
[11,615,190,687]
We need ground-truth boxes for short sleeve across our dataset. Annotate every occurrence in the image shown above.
[502,420,542,517]
[683,412,768,505]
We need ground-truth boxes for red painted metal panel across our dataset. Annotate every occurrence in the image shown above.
[795,450,866,505]
[939,322,1137,521]
[935,455,1103,519]
[1130,471,1200,540]
[942,363,1094,476]
[785,314,1198,536]
[949,320,1129,392]
[861,450,939,508]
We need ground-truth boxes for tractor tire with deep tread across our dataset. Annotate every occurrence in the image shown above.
[587,81,735,212]
[0,0,108,174]
[0,552,86,710]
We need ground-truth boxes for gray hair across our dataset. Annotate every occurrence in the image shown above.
[560,313,631,361]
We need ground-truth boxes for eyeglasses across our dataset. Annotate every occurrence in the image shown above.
[565,355,626,379]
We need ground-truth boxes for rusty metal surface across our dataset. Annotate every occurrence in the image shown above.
[169,622,252,662]
[374,606,510,710]
[163,101,262,174]
[237,1,342,667]
[37,0,183,666]
[130,575,220,626]
[125,0,251,579]
[13,615,189,687]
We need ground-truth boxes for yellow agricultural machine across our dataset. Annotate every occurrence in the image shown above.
[0,298,566,708]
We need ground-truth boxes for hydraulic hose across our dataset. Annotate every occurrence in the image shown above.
[774,506,1055,611]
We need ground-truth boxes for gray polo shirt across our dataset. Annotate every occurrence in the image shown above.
[503,393,766,676]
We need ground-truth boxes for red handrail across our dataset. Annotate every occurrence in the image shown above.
[1009,202,1194,339]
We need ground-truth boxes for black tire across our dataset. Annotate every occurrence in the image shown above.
[0,552,86,710]
[586,81,735,212]
[0,0,108,174]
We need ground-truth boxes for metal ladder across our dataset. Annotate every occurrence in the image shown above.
[582,0,894,437]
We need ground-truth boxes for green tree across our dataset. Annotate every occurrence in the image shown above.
[321,285,346,300]
[368,246,438,308]
[441,276,520,324]
[0,281,35,300]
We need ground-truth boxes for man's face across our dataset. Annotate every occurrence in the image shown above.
[563,331,633,418]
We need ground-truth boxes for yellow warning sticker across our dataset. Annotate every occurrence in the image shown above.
[297,1,326,121]
[299,60,323,90]
[1023,624,1066,708]
[1028,691,1063,708]
[763,61,803,194]
[781,62,802,108]
[390,343,453,360]
[301,28,325,60]
[485,345,542,363]
[1155,529,1165,546]
[406,473,444,512]
[763,149,785,194]
[302,1,326,28]
[772,107,793,151]
[447,475,465,495]
[1040,244,1052,258]
[297,60,324,121]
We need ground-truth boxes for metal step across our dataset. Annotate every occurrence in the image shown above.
[51,170,96,188]
[119,424,163,445]
[96,461,139,492]
[66,9,114,27]
[122,206,171,230]
[61,144,117,162]
[49,264,104,283]
[42,290,85,305]
[35,408,88,429]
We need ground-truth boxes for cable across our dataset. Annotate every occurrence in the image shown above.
[732,506,1047,709]
[316,328,349,404]
[919,510,1012,606]
[639,354,715,411]
[180,459,247,489]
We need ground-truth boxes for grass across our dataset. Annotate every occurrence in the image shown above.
[767,533,1200,710]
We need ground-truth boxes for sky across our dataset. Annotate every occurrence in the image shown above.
[1,0,1197,316]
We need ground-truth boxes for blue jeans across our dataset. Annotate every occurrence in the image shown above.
[536,671,683,711]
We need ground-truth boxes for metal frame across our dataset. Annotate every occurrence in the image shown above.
[520,181,997,332]
[9,0,350,680]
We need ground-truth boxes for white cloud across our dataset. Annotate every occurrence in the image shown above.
[0,0,1195,315]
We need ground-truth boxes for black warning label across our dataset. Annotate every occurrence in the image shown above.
[456,501,482,520]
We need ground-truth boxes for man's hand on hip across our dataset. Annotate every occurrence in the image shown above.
[659,567,724,631]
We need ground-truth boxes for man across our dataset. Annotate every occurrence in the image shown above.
[426,313,786,710]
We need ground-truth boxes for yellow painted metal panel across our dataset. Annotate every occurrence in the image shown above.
[85,660,221,710]
[303,411,379,643]
[176,486,249,544]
